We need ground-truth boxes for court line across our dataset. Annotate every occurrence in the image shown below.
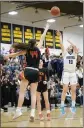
[1,116,82,123]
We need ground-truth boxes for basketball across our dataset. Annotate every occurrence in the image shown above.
[50,6,60,16]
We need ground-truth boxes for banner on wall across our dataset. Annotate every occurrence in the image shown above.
[35,27,44,47]
[13,24,23,43]
[24,26,33,43]
[54,30,63,49]
[45,29,54,48]
[1,22,11,44]
[1,22,63,50]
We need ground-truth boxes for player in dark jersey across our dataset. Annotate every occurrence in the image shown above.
[36,59,50,121]
[5,23,51,122]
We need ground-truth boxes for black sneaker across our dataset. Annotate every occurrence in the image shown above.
[29,116,34,122]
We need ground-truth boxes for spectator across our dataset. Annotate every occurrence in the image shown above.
[76,85,83,106]
[76,64,83,87]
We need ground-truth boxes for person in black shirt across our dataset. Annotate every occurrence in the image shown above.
[37,59,50,121]
[5,23,51,122]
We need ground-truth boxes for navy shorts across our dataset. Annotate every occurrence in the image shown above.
[24,67,39,84]
[37,81,47,93]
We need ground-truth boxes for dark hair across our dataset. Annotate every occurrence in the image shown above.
[28,39,36,48]
[12,39,36,50]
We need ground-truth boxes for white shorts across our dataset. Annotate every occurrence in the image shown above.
[62,72,77,85]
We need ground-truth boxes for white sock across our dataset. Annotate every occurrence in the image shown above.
[30,109,35,117]
[61,101,64,107]
[16,107,21,112]
[4,105,8,108]
[72,101,75,107]
[47,110,50,114]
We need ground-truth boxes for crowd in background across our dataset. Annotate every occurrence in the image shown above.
[0,47,83,111]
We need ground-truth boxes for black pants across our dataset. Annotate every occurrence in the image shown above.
[41,93,45,110]
[48,89,51,109]
[23,98,31,107]
[2,85,9,107]
[58,71,63,81]
[50,97,58,107]
[76,96,83,105]
[23,90,31,108]
[10,89,17,107]
[78,78,83,87]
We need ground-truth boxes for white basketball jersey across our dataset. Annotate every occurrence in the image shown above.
[63,51,77,73]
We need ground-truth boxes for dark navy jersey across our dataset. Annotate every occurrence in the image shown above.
[51,58,63,73]
[39,68,49,82]
[25,47,41,68]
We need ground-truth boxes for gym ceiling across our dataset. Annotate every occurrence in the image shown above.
[1,1,83,34]
[9,1,83,16]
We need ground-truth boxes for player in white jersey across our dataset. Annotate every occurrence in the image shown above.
[57,31,78,115]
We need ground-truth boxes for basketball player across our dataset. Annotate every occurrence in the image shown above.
[57,31,78,115]
[37,59,50,121]
[5,23,52,122]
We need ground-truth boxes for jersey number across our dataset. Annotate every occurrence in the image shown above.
[69,60,73,64]
[30,51,38,58]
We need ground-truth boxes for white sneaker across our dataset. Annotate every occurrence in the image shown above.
[1,108,3,111]
[70,107,76,114]
[13,110,22,120]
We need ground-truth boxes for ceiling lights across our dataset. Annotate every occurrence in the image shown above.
[47,19,56,23]
[79,25,83,28]
[8,11,18,15]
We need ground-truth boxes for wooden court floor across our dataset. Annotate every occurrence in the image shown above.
[1,107,83,127]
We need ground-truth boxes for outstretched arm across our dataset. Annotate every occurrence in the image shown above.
[37,23,51,48]
[67,40,79,54]
[5,50,26,59]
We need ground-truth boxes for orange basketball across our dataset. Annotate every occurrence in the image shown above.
[51,6,60,16]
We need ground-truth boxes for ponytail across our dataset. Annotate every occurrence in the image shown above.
[12,39,36,50]
[12,43,29,50]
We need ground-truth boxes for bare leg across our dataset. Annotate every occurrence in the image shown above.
[43,91,50,111]
[13,79,28,119]
[60,85,69,115]
[30,82,38,118]
[36,91,44,120]
[36,92,41,114]
[18,79,28,107]
[71,84,76,107]
[61,85,69,107]
[43,91,50,120]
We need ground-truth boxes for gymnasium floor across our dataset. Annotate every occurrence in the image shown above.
[1,107,83,127]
